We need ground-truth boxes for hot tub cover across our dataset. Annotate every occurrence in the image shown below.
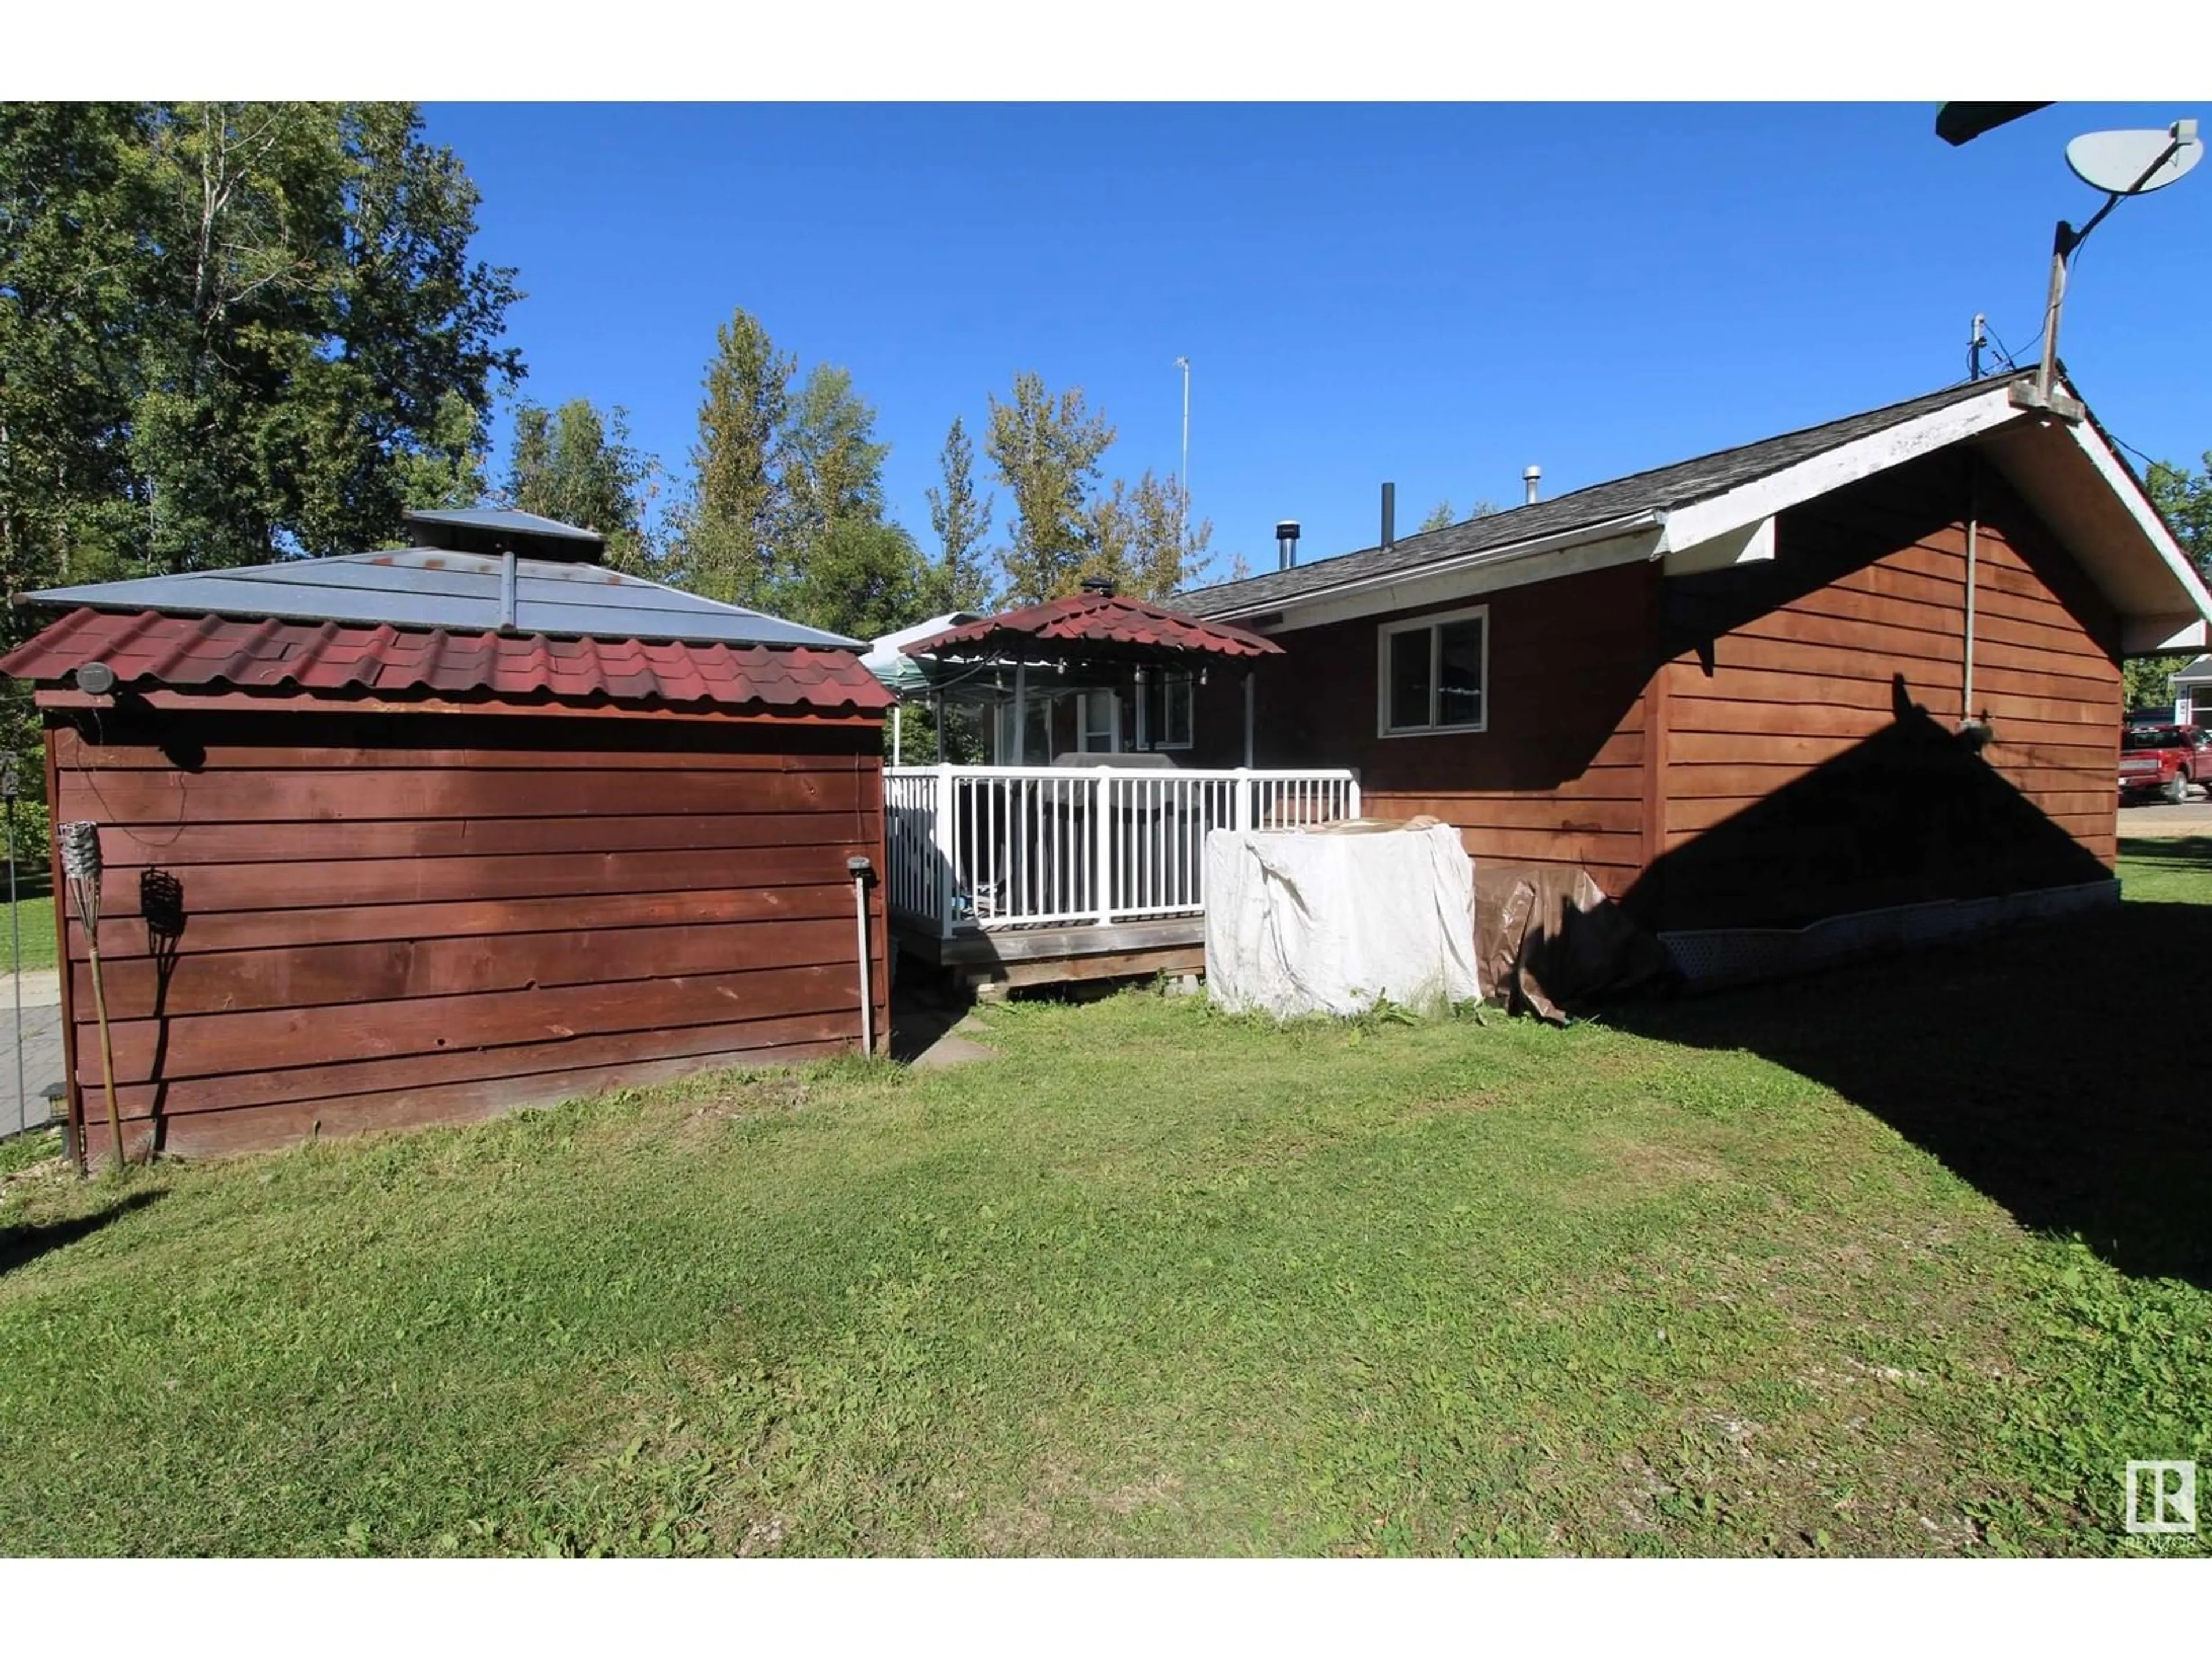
[1203,823,1479,1018]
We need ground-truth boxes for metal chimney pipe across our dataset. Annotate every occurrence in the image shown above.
[1275,520,1301,570]
[1381,483,1396,550]
[1523,465,1542,506]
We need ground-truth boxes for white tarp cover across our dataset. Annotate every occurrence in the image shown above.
[1204,824,1479,1018]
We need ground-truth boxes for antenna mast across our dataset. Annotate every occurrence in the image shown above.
[2016,118,2200,418]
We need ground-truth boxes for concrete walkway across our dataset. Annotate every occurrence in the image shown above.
[2,969,64,1141]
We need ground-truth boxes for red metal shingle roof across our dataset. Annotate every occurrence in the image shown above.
[903,591,1283,662]
[0,609,893,715]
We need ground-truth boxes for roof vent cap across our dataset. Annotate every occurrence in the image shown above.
[1080,576,1118,597]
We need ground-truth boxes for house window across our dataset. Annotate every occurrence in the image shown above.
[1378,605,1487,736]
[1140,670,1194,750]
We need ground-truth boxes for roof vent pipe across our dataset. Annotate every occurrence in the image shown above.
[1524,465,1542,506]
[1275,520,1301,570]
[1381,482,1396,551]
[1080,575,1118,597]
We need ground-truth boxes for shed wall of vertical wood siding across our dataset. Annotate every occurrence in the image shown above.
[46,704,888,1160]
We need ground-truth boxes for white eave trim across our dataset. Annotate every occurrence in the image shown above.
[1199,376,2212,642]
[1653,384,2024,556]
[2062,412,2212,636]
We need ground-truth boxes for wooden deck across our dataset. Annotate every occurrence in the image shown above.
[894,914,1205,996]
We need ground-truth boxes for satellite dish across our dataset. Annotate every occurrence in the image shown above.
[2065,123,2201,195]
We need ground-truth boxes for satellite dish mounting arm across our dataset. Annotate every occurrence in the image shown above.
[2027,119,2199,414]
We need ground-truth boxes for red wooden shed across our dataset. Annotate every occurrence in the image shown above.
[1,509,893,1165]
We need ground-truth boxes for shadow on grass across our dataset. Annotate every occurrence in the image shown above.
[1610,896,2212,1289]
[2116,835,2212,873]
[0,1190,163,1277]
[889,967,974,1065]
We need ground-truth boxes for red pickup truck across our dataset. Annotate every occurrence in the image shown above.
[2119,724,2212,803]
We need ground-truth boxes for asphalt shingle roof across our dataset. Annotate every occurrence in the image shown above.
[1177,370,2033,619]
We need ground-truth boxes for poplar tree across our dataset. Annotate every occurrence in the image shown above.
[983,372,1115,605]
[504,398,660,574]
[0,101,522,596]
[923,415,994,613]
[677,306,793,607]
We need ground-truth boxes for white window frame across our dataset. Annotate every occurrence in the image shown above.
[1377,603,1489,738]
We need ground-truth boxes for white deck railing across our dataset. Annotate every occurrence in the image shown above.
[885,764,1361,938]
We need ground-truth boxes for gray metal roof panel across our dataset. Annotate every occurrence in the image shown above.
[30,547,862,649]
[403,506,604,543]
[1178,371,2032,618]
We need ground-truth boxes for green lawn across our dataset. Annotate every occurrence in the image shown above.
[0,895,54,973]
[0,844,2206,1556]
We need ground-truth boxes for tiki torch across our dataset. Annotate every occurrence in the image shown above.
[59,821,124,1169]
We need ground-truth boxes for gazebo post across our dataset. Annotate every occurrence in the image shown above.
[892,702,903,764]
[933,692,945,763]
[1013,664,1028,765]
[1244,669,1256,767]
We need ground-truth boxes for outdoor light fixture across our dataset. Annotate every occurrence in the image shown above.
[74,661,116,696]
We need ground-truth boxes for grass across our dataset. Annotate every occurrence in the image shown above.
[0,895,53,974]
[0,846,2206,1556]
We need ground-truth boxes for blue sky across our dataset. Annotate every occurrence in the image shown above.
[420,103,2211,583]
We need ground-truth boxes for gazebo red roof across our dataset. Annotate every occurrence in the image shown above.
[902,590,1282,664]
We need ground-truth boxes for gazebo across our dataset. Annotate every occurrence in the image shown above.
[901,578,1284,767]
[878,581,1358,995]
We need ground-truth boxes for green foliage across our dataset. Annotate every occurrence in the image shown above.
[2122,455,2212,708]
[782,365,888,536]
[983,372,1116,605]
[774,367,927,639]
[668,319,925,641]
[392,391,492,515]
[1416,499,1499,534]
[504,399,661,575]
[0,101,521,603]
[675,307,793,608]
[922,416,994,614]
[1086,469,1211,600]
[779,517,926,645]
[2123,657,2184,715]
[2147,452,2211,577]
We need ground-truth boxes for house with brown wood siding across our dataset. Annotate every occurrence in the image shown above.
[1,509,893,1166]
[1157,367,2212,972]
